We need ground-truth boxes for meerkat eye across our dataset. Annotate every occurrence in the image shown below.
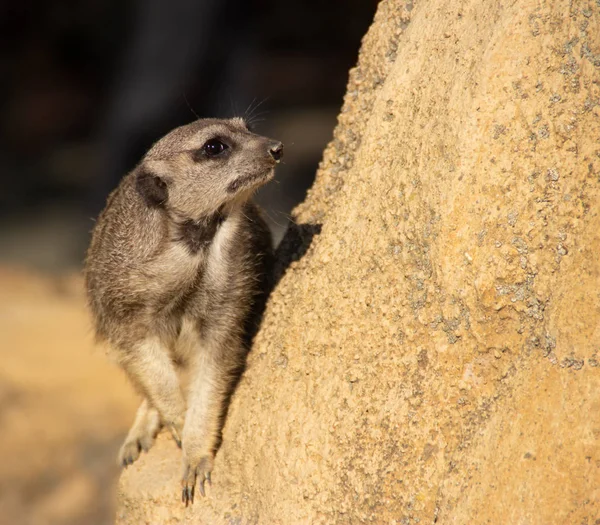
[202,138,228,157]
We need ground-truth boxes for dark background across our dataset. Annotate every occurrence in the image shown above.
[0,0,378,270]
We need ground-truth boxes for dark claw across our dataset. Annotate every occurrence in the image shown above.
[181,458,213,505]
[174,436,182,449]
[182,485,194,506]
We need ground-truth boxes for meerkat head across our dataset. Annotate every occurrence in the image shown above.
[135,117,283,220]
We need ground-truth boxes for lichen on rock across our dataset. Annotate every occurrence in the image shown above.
[117,0,600,523]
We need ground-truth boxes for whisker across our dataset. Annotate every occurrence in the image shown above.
[239,209,255,224]
[182,91,200,120]
[244,97,258,119]
[247,117,266,126]
[260,204,301,224]
[248,109,269,121]
[246,97,270,123]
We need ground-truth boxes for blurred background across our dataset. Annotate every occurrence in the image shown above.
[0,1,377,524]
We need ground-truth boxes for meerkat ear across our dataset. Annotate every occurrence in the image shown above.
[136,169,168,208]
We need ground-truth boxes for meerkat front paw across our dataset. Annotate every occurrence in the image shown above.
[118,430,157,467]
[181,454,214,505]
[118,406,163,467]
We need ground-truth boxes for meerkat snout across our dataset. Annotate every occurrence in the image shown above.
[268,141,284,162]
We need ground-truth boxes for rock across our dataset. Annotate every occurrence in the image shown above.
[117,0,600,523]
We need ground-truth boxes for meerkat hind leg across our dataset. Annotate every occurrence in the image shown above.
[118,399,162,467]
[121,337,187,448]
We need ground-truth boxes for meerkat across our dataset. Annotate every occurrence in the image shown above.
[84,117,282,504]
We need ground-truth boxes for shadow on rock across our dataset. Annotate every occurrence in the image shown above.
[216,221,322,453]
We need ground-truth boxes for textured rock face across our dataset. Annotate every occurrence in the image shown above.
[117,0,600,523]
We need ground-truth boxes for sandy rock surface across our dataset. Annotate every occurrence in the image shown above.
[117,0,600,523]
[0,269,138,525]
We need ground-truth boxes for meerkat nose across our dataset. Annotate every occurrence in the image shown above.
[268,142,284,162]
